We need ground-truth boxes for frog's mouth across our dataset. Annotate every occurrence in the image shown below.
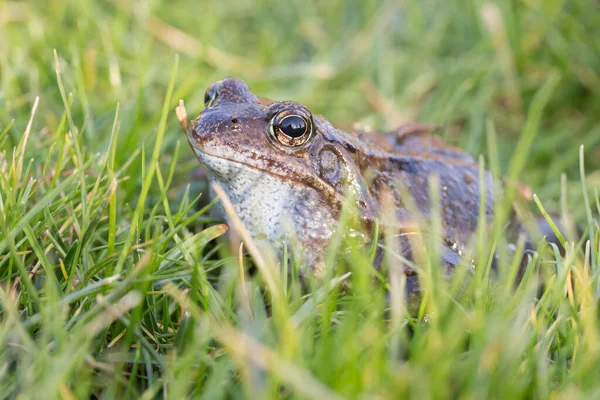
[191,147,345,208]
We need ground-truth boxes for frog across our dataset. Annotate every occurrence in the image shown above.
[185,77,518,287]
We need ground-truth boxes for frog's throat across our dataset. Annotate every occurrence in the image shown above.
[193,149,346,208]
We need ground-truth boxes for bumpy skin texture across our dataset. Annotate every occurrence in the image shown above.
[187,78,495,278]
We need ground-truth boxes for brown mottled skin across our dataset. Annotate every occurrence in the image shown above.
[187,78,499,282]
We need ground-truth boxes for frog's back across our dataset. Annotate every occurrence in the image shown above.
[348,128,494,253]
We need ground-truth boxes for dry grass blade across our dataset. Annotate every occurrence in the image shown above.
[361,81,413,125]
[86,291,142,336]
[211,182,282,301]
[213,323,344,400]
[2,0,599,397]
[237,242,254,321]
[147,16,204,58]
[175,100,189,133]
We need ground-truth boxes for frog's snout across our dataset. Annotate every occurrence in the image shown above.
[190,109,237,146]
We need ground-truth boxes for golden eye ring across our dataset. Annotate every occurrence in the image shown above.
[269,112,313,147]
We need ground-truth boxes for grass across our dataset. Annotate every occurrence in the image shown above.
[1,0,599,398]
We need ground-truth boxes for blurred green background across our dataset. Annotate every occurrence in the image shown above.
[2,0,599,212]
[2,1,600,398]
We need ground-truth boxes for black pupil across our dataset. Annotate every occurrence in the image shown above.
[278,115,307,138]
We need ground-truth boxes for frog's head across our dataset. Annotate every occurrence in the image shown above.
[188,78,375,220]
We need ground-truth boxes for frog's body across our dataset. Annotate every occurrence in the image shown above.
[187,78,500,279]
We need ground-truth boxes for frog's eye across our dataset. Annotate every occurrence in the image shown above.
[270,113,313,147]
[204,84,218,108]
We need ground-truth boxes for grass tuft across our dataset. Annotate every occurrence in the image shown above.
[0,0,599,398]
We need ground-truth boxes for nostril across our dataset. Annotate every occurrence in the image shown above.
[231,117,239,124]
